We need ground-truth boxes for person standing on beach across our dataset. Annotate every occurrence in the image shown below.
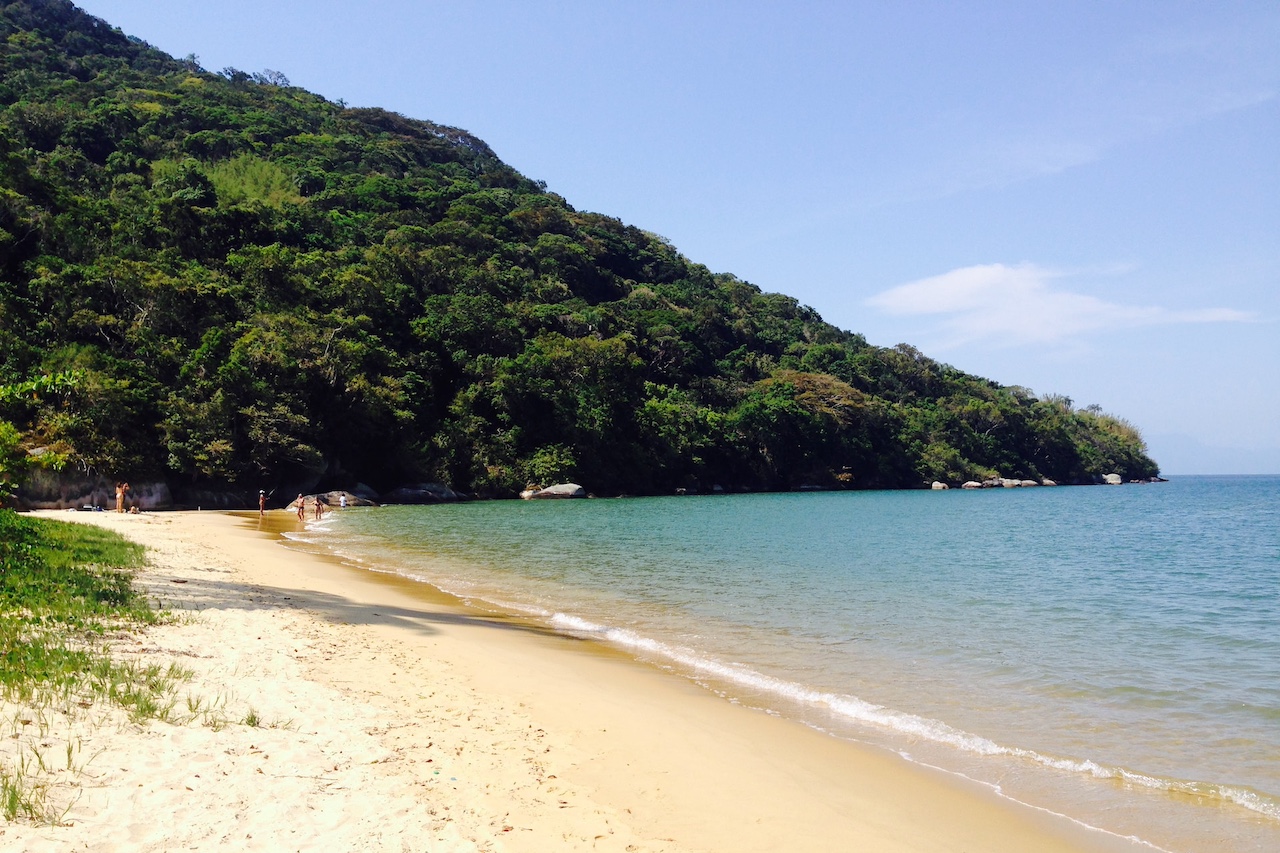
[295,493,305,520]
[314,496,325,520]
[259,490,267,516]
[115,481,129,513]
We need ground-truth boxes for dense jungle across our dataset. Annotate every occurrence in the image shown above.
[0,1,1158,503]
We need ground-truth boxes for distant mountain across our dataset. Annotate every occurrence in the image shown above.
[0,0,1158,502]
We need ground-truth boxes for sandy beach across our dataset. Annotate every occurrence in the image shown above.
[2,509,1147,852]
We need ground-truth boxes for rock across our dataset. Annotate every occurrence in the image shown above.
[351,482,381,501]
[1041,479,1057,487]
[1019,479,1039,488]
[382,482,461,504]
[17,469,174,510]
[961,481,983,489]
[524,483,587,499]
[931,481,949,490]
[1000,478,1021,488]
[1103,473,1123,485]
[315,490,377,507]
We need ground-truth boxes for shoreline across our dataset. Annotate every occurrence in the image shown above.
[4,509,1147,852]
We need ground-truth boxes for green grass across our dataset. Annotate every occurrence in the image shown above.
[0,509,188,823]
[3,513,152,623]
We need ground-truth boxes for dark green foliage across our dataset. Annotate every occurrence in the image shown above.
[0,1,1158,499]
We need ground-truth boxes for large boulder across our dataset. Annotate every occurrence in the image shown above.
[17,469,173,510]
[351,482,381,502]
[931,481,949,490]
[382,482,461,504]
[1103,473,1123,485]
[315,490,378,508]
[522,483,587,499]
[961,481,983,490]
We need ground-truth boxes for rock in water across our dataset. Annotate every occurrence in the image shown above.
[526,483,587,499]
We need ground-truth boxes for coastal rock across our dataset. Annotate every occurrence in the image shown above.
[1103,473,1123,485]
[315,490,377,508]
[351,482,381,502]
[1041,479,1058,487]
[382,482,461,504]
[524,483,587,499]
[961,481,983,490]
[931,481,949,490]
[17,469,173,510]
[1019,479,1039,488]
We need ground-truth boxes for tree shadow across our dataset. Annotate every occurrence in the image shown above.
[137,566,583,645]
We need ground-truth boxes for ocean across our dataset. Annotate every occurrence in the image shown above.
[284,475,1280,852]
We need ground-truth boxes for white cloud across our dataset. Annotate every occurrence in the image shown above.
[866,263,1254,348]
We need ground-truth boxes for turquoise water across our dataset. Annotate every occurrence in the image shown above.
[288,476,1280,852]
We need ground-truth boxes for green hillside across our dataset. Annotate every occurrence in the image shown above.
[0,0,1158,502]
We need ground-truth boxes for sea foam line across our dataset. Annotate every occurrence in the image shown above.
[546,612,1280,822]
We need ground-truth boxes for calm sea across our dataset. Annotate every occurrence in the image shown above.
[284,475,1280,852]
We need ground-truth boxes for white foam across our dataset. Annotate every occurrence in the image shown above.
[542,611,1280,823]
[549,613,607,633]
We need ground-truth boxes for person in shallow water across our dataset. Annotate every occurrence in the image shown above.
[295,493,305,520]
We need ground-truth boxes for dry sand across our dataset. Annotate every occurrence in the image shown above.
[1,510,1147,852]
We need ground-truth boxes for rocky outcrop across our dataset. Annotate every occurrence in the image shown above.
[314,490,378,508]
[1103,473,1123,485]
[17,469,173,510]
[520,483,587,499]
[351,482,382,502]
[381,483,462,504]
[931,481,949,490]
[957,476,1057,490]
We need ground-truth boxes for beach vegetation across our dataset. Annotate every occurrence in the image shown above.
[0,0,1159,496]
[0,509,188,822]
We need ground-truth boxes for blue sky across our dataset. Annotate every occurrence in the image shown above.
[80,1,1279,474]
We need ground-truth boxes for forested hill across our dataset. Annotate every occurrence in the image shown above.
[0,0,1158,502]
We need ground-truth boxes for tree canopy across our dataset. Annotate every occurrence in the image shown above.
[0,1,1159,502]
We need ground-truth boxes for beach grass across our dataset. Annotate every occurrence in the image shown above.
[0,510,185,822]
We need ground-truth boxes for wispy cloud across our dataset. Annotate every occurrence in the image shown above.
[875,15,1280,209]
[866,263,1254,348]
